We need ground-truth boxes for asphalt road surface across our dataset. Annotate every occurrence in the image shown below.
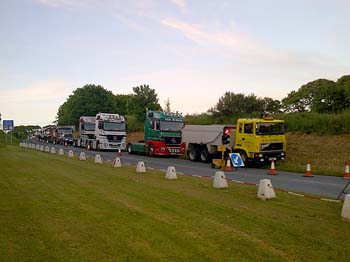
[26,140,350,200]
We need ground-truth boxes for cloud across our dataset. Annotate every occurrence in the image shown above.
[1,81,71,103]
[161,17,260,52]
[170,0,186,12]
[33,0,93,9]
[0,81,72,126]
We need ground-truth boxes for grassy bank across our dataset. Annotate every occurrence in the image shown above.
[278,133,350,176]
[1,146,350,261]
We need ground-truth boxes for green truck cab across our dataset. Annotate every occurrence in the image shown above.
[127,110,186,156]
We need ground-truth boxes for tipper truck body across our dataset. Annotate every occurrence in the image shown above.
[182,117,286,164]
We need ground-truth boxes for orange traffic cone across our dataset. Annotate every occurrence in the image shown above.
[117,148,122,156]
[87,144,90,151]
[344,161,350,179]
[64,141,67,147]
[303,161,313,177]
[268,160,277,175]
[224,157,232,171]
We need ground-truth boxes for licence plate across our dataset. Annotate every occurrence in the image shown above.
[168,148,180,154]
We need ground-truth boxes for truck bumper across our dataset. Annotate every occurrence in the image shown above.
[253,151,285,163]
[147,142,186,156]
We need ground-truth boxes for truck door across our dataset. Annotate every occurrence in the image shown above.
[236,122,255,157]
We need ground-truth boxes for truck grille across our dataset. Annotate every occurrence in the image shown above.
[260,142,283,151]
[164,137,182,145]
[106,135,125,142]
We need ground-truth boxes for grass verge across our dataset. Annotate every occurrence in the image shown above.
[1,146,350,261]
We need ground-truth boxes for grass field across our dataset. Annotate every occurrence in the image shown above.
[1,145,350,261]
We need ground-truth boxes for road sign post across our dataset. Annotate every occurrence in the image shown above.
[229,153,245,167]
[3,120,14,144]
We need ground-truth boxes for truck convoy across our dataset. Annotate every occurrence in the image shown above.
[53,126,75,145]
[74,116,96,148]
[127,110,186,156]
[39,125,56,143]
[75,113,127,151]
[182,117,286,165]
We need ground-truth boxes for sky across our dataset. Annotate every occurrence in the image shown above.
[1,0,349,126]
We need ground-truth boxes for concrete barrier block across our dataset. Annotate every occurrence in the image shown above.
[68,150,74,158]
[36,144,40,150]
[40,145,44,151]
[58,148,64,156]
[136,161,146,173]
[79,152,86,161]
[112,157,121,168]
[257,179,276,200]
[213,171,228,188]
[45,146,50,152]
[94,154,102,164]
[341,194,350,222]
[50,147,56,154]
[165,166,177,180]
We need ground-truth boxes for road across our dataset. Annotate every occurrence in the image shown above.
[26,140,350,200]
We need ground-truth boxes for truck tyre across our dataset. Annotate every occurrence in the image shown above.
[188,149,200,162]
[127,143,134,154]
[240,151,248,166]
[148,145,154,157]
[96,142,101,151]
[200,148,210,163]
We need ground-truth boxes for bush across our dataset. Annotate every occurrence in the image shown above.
[279,111,350,134]
[125,115,143,132]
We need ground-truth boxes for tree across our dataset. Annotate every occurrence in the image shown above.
[210,92,266,118]
[261,97,282,115]
[132,85,161,121]
[336,75,350,109]
[164,98,171,112]
[57,84,116,127]
[281,78,347,113]
[114,94,135,115]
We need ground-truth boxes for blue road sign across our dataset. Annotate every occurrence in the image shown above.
[3,120,14,131]
[229,153,245,167]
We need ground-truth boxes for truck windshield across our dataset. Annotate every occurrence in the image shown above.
[84,123,95,131]
[58,128,73,134]
[103,121,126,131]
[160,121,184,131]
[256,122,285,135]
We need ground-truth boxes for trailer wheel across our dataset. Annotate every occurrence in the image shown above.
[200,148,210,163]
[188,149,200,161]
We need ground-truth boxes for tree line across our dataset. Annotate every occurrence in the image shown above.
[54,74,350,133]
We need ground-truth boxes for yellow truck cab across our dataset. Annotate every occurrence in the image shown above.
[232,117,286,164]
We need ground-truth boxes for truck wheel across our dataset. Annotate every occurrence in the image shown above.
[148,145,154,157]
[200,149,210,163]
[96,142,101,151]
[188,149,200,162]
[127,144,134,154]
[240,151,248,166]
